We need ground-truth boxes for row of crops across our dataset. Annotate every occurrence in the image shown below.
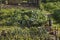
[0,8,60,40]
[0,9,47,27]
[0,9,53,40]
[0,27,50,40]
[0,0,60,40]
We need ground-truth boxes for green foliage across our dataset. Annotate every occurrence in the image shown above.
[52,9,60,23]
[0,27,49,40]
[0,1,60,40]
[42,0,59,3]
[41,2,60,12]
[0,9,47,27]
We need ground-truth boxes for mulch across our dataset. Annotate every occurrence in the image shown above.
[0,4,37,9]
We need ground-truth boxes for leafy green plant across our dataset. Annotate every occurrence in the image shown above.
[0,9,47,27]
[52,9,60,23]
[0,27,50,40]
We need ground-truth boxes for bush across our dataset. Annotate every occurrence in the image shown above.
[52,9,60,23]
[44,2,60,12]
[0,9,47,27]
